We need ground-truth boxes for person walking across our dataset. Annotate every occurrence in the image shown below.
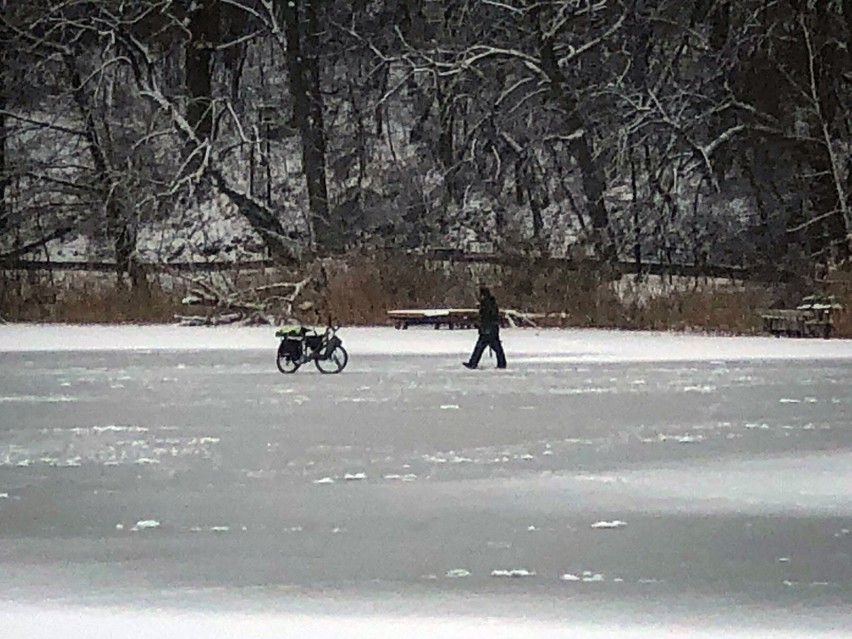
[463,286,507,369]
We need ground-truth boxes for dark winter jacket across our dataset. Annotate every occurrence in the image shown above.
[478,292,500,335]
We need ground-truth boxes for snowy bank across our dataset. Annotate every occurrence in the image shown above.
[1,324,852,363]
[0,604,848,639]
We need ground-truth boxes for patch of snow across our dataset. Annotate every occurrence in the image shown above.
[131,520,161,532]
[92,425,149,434]
[590,520,627,530]
[491,569,536,578]
[581,571,604,582]
[445,569,470,579]
[575,474,621,483]
[0,395,76,403]
[384,474,417,481]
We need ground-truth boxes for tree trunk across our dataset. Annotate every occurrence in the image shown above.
[186,0,219,141]
[0,67,6,233]
[279,0,333,251]
[0,0,7,233]
[800,15,850,261]
[436,79,460,203]
[64,54,137,286]
[631,145,642,275]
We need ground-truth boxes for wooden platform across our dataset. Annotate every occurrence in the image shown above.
[760,295,842,338]
[387,308,540,329]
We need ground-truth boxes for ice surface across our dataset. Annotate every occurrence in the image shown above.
[1,324,850,637]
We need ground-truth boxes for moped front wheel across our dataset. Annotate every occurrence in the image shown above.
[276,344,301,374]
[315,345,348,374]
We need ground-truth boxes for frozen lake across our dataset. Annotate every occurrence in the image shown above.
[1,325,851,637]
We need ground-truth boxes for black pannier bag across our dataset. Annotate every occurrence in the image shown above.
[281,338,303,359]
[305,334,323,353]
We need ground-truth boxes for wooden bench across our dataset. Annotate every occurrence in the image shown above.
[387,308,540,330]
[761,295,842,338]
[387,309,478,330]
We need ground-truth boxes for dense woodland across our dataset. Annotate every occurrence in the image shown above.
[0,1,850,296]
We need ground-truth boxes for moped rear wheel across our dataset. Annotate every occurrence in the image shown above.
[315,345,348,374]
[276,343,301,374]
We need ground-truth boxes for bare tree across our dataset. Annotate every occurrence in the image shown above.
[727,0,851,265]
[276,0,332,250]
[369,0,634,259]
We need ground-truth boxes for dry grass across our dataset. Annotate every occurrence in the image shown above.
[1,270,181,323]
[825,269,852,338]
[3,257,850,338]
[317,253,470,324]
[625,288,771,334]
[316,255,775,335]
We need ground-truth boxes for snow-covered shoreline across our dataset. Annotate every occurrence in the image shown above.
[2,323,852,363]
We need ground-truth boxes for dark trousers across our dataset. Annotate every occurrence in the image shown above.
[467,332,506,368]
